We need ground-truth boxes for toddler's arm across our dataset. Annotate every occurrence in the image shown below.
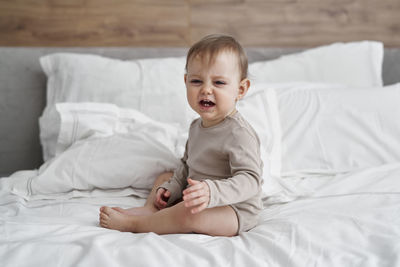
[158,141,189,205]
[205,127,263,208]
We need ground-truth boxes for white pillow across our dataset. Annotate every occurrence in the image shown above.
[268,83,400,178]
[24,133,181,196]
[54,102,187,157]
[39,53,197,161]
[17,103,183,197]
[249,41,383,87]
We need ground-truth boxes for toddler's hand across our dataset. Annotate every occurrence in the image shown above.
[155,188,170,210]
[182,178,210,214]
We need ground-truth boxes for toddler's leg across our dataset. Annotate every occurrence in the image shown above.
[100,201,239,237]
[110,172,173,216]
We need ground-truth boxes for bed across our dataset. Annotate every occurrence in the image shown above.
[1,42,400,267]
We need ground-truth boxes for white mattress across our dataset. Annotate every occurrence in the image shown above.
[1,163,399,267]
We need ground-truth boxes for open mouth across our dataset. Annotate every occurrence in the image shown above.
[199,99,215,107]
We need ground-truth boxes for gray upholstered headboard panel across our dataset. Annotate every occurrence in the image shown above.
[1,47,400,177]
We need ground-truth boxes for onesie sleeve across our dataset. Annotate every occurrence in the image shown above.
[158,141,189,206]
[204,127,263,208]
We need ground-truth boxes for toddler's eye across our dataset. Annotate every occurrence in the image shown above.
[215,81,226,85]
[190,79,202,84]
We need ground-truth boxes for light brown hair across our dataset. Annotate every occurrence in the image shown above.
[185,34,248,80]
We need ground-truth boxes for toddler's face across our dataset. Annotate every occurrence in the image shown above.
[185,51,248,128]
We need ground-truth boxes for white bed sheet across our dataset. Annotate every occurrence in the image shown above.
[1,163,399,267]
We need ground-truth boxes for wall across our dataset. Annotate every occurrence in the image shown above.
[0,0,399,47]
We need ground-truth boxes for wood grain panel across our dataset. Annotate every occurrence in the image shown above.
[0,0,399,47]
[190,0,400,47]
[0,0,190,46]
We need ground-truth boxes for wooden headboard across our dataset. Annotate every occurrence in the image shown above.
[0,0,399,47]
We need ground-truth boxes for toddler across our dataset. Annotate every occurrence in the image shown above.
[99,34,263,236]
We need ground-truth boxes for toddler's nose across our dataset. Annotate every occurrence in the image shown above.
[200,84,213,95]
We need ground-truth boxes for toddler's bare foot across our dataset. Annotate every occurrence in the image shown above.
[112,206,157,216]
[99,206,137,232]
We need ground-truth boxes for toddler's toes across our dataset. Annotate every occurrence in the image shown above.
[100,213,109,228]
[103,206,118,216]
[112,207,124,213]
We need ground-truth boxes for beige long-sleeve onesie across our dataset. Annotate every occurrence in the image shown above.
[159,111,264,233]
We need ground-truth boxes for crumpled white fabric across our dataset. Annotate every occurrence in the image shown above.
[12,103,187,200]
[1,163,399,267]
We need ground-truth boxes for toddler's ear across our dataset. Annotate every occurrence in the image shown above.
[237,78,250,100]
[184,74,187,84]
